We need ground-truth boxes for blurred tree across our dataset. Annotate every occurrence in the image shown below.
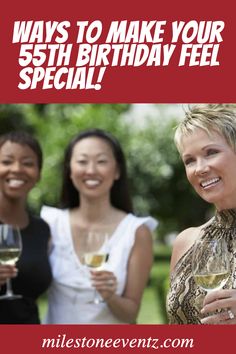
[0,104,33,133]
[126,113,211,240]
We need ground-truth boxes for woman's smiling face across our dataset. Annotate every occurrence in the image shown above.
[69,137,120,201]
[0,141,40,200]
[180,127,236,210]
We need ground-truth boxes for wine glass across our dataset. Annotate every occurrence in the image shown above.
[192,237,230,293]
[0,224,22,300]
[80,230,110,304]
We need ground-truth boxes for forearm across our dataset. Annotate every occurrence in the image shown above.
[95,225,153,323]
[106,293,140,323]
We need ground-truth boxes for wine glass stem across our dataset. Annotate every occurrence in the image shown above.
[6,278,14,296]
[93,289,100,304]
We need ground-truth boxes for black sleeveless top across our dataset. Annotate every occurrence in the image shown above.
[0,215,52,324]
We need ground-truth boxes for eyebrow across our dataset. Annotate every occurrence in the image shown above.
[0,153,35,158]
[182,153,191,159]
[75,152,111,157]
[182,145,223,160]
[202,144,222,149]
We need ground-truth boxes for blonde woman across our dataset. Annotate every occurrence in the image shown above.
[167,105,236,324]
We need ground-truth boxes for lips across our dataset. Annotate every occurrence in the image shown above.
[200,177,221,189]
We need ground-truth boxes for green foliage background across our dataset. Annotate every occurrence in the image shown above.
[1,103,221,323]
[0,103,213,241]
[2,103,236,323]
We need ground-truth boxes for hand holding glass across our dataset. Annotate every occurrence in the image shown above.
[0,224,22,300]
[192,238,230,292]
[82,231,109,304]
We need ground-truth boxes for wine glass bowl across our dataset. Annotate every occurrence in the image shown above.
[192,238,230,292]
[0,224,22,300]
[84,253,109,269]
[79,230,110,304]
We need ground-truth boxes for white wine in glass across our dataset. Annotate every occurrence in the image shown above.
[0,224,23,300]
[192,238,230,292]
[84,253,109,269]
[82,231,109,304]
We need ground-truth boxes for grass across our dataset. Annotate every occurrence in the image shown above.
[137,286,165,324]
[37,293,48,323]
[138,260,170,324]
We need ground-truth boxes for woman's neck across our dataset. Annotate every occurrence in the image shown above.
[71,196,124,228]
[0,195,29,228]
[80,197,115,222]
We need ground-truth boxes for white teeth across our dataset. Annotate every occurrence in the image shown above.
[7,179,25,187]
[84,180,100,186]
[201,178,220,188]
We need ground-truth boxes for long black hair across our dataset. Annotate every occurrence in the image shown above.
[60,128,133,213]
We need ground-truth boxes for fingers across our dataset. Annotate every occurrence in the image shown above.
[0,265,18,285]
[91,271,117,289]
[201,289,236,324]
[90,270,117,300]
[203,289,234,306]
[201,309,236,324]
[202,289,236,314]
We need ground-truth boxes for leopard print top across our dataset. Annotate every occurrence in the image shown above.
[166,209,236,324]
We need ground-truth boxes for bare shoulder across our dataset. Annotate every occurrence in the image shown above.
[135,223,153,240]
[130,224,153,253]
[130,224,153,264]
[170,225,202,273]
[172,216,213,248]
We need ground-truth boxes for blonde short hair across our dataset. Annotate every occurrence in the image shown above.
[174,104,236,152]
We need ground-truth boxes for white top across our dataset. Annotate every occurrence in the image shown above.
[40,206,158,324]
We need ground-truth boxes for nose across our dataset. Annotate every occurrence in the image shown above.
[85,161,97,174]
[195,158,209,175]
[10,161,22,173]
